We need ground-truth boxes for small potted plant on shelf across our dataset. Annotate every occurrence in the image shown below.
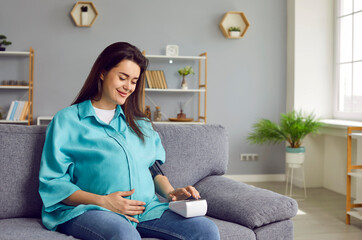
[228,26,241,37]
[247,111,323,167]
[178,66,195,90]
[0,35,12,51]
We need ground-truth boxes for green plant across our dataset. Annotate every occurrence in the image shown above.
[247,111,324,148]
[0,35,12,47]
[228,26,241,32]
[178,66,195,76]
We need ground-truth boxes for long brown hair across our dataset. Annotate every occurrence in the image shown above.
[72,42,149,141]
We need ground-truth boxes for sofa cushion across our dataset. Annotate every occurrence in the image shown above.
[154,124,228,188]
[207,216,256,240]
[195,176,298,229]
[254,219,293,240]
[0,217,256,240]
[0,125,47,219]
[0,218,78,240]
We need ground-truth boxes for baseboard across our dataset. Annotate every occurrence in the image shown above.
[224,174,285,182]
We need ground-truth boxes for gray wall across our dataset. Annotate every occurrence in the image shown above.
[0,0,287,175]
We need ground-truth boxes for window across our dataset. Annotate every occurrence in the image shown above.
[335,0,362,120]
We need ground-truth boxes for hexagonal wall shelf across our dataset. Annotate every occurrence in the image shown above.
[70,1,98,27]
[219,11,250,39]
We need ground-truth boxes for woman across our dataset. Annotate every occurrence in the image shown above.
[38,42,220,240]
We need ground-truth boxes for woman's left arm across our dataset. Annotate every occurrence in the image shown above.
[154,175,201,201]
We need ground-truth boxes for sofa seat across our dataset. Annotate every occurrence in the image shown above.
[0,217,257,240]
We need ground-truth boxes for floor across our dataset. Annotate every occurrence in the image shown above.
[248,182,362,240]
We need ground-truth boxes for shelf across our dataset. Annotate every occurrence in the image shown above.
[348,172,362,178]
[0,85,29,89]
[145,88,205,93]
[219,11,250,39]
[350,133,362,138]
[348,211,362,221]
[0,120,28,124]
[70,1,98,27]
[153,121,205,125]
[146,55,206,60]
[0,51,30,56]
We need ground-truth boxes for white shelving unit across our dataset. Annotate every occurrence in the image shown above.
[346,128,362,224]
[0,48,34,125]
[143,52,207,124]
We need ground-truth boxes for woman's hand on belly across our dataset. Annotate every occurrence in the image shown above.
[102,189,146,223]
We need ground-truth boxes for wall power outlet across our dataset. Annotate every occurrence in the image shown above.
[240,153,258,161]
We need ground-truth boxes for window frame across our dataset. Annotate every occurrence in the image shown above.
[334,0,362,120]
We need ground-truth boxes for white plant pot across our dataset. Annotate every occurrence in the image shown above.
[286,147,305,168]
[229,31,241,37]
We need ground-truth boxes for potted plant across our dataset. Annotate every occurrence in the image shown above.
[0,35,12,51]
[228,26,241,37]
[178,66,195,90]
[247,111,323,167]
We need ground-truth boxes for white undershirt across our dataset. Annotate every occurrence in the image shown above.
[93,106,116,124]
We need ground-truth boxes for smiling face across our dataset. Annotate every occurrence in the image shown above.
[93,59,141,110]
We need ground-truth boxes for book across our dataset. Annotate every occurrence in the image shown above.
[160,71,167,89]
[9,101,19,120]
[14,101,25,121]
[151,71,160,88]
[156,71,165,89]
[155,71,161,88]
[20,101,29,121]
[145,71,153,88]
[6,101,15,120]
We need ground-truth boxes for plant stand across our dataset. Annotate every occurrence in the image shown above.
[285,163,307,199]
[285,149,307,199]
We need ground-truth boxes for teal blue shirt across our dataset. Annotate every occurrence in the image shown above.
[38,100,168,231]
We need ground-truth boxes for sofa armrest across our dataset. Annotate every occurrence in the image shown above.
[194,175,298,229]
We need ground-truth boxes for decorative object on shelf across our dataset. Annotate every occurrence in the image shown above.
[0,107,4,120]
[154,106,162,121]
[144,105,151,119]
[1,80,28,86]
[70,1,98,27]
[168,117,193,122]
[0,35,12,51]
[219,11,250,39]
[247,111,323,198]
[166,45,179,57]
[228,26,241,37]
[5,101,29,121]
[145,70,167,89]
[178,66,195,90]
[81,5,88,25]
[177,109,186,119]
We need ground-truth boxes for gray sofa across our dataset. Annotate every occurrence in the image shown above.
[0,123,298,240]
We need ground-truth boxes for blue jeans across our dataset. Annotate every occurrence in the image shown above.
[57,210,220,240]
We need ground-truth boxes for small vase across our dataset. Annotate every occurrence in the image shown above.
[229,31,241,37]
[181,76,188,90]
[286,147,305,168]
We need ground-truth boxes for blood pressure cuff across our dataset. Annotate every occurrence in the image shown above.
[149,160,164,179]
